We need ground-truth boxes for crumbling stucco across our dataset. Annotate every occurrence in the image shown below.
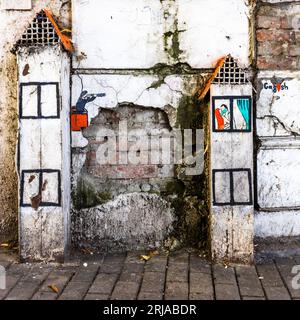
[0,54,18,243]
[72,193,175,252]
[71,72,210,251]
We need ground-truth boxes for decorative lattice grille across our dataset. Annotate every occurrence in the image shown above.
[17,11,59,47]
[213,55,248,85]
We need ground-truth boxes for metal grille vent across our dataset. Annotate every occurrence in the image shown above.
[17,11,59,47]
[213,55,248,85]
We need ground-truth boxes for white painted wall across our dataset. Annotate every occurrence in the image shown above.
[72,0,250,69]
[177,0,250,68]
[256,70,300,238]
[257,146,300,209]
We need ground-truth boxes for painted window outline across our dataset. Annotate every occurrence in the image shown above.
[19,82,60,119]
[212,168,253,206]
[212,96,252,132]
[20,169,61,208]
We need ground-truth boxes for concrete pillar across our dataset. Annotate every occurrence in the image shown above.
[210,75,254,263]
[17,45,70,262]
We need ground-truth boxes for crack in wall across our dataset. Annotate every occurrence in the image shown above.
[257,115,300,137]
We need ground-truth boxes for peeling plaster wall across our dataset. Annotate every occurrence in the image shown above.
[255,0,300,238]
[71,73,210,251]
[0,1,71,243]
[1,0,257,255]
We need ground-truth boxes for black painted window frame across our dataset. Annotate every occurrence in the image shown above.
[212,168,253,206]
[212,95,252,133]
[20,169,61,208]
[19,82,60,119]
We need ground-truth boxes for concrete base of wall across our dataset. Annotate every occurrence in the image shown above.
[255,236,300,263]
[71,193,175,252]
[255,210,300,238]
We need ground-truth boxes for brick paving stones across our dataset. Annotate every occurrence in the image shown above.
[0,249,299,300]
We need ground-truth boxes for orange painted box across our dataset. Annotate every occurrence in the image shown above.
[71,112,88,131]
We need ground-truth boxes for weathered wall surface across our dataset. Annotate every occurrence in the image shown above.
[255,0,300,238]
[71,0,252,252]
[72,0,251,69]
[71,72,209,251]
[0,1,71,243]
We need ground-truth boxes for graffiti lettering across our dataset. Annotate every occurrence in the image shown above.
[263,82,289,93]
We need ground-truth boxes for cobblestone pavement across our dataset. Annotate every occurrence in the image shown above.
[0,249,300,300]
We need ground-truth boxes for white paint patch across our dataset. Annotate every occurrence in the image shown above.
[72,0,250,68]
[72,0,165,69]
[255,211,300,238]
[178,0,250,68]
[257,147,300,209]
[256,70,300,237]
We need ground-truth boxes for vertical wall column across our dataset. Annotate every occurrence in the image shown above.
[255,1,300,238]
[210,84,254,263]
[17,46,70,262]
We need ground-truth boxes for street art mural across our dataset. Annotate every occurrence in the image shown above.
[71,90,106,131]
[213,96,251,132]
[214,99,231,130]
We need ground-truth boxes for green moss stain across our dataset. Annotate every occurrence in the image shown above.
[163,20,184,62]
[163,174,209,249]
[165,180,185,196]
[73,180,112,209]
[151,62,194,75]
[161,0,185,63]
[161,93,211,251]
[176,94,202,129]
[148,77,166,90]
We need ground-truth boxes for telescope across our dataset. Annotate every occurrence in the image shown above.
[85,93,106,98]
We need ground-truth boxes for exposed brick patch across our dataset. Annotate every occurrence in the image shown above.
[256,30,295,42]
[256,3,300,70]
[87,165,158,180]
[257,55,299,70]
